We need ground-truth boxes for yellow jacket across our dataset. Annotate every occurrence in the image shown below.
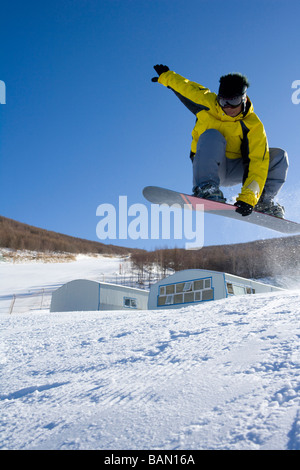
[158,70,269,206]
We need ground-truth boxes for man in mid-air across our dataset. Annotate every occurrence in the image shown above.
[152,64,288,218]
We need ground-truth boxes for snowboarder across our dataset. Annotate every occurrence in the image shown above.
[151,65,288,218]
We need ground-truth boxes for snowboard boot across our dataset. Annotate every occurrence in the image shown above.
[193,183,226,202]
[255,200,285,219]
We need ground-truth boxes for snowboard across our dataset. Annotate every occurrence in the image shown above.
[143,186,300,234]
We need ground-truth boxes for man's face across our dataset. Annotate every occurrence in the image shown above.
[222,103,243,117]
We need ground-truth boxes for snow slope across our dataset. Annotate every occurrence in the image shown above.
[1,254,300,450]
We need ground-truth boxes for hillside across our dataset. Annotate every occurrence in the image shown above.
[1,214,300,279]
[130,235,300,280]
[0,215,140,256]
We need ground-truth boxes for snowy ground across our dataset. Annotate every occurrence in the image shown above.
[1,253,300,450]
[0,252,134,315]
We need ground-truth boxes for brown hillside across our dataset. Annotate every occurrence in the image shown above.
[1,215,300,279]
[130,236,300,279]
[0,215,142,256]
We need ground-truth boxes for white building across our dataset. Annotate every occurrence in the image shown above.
[148,269,283,310]
[50,279,149,312]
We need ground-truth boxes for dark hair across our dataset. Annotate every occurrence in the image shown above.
[218,73,250,97]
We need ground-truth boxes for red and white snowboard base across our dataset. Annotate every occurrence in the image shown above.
[143,186,300,234]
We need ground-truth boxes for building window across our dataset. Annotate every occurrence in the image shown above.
[233,285,246,295]
[174,293,183,304]
[183,281,193,292]
[227,283,234,294]
[165,295,174,305]
[195,291,201,301]
[124,297,137,308]
[175,282,193,293]
[160,286,166,296]
[158,296,166,306]
[194,280,204,291]
[184,292,194,303]
[246,287,255,294]
[166,284,175,295]
[226,282,255,296]
[202,289,214,301]
[157,277,214,307]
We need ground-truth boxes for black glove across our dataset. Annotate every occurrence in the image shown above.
[234,200,253,217]
[151,64,169,82]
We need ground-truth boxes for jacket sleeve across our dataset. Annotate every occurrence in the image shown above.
[237,121,269,207]
[158,71,212,115]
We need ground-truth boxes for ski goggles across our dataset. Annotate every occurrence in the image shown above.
[217,94,246,108]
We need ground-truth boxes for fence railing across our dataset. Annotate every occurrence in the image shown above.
[99,274,165,289]
[0,288,53,315]
[0,272,169,315]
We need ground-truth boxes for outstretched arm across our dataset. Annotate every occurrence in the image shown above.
[151,64,212,115]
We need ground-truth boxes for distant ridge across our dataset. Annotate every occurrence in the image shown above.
[0,215,142,256]
[130,235,300,280]
[1,214,300,279]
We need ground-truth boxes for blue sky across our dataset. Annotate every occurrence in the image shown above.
[1,0,300,250]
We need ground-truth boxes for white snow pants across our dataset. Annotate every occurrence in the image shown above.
[192,129,289,202]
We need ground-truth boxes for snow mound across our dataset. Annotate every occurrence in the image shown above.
[1,253,300,450]
[1,291,300,450]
